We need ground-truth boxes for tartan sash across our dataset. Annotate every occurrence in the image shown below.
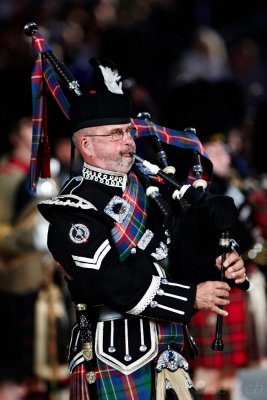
[111,172,148,262]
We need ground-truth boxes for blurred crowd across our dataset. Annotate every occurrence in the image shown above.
[1,0,267,399]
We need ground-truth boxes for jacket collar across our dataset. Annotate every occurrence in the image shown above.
[82,162,128,190]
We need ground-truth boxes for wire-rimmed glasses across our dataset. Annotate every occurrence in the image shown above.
[85,125,136,141]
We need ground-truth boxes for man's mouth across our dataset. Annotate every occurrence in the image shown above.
[122,151,134,158]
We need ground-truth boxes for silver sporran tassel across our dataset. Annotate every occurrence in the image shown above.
[155,346,194,400]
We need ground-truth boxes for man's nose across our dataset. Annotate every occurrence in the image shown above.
[123,130,135,144]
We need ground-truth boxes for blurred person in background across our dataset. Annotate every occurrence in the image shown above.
[203,135,246,209]
[238,173,267,367]
[0,117,71,400]
[0,116,43,399]
[53,136,72,186]
[226,128,253,180]
[53,136,83,186]
[189,135,253,400]
[170,26,232,86]
[229,38,267,113]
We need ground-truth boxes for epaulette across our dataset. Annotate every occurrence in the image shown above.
[58,176,84,195]
[38,176,98,223]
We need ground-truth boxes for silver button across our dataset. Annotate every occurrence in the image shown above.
[139,345,147,352]
[124,354,132,362]
[131,247,137,254]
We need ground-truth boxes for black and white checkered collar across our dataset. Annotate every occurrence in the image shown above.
[82,162,128,190]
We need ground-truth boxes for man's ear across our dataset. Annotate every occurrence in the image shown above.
[78,135,93,158]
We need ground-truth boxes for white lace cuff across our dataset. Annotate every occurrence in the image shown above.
[126,276,161,315]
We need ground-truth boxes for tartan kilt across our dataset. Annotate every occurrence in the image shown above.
[70,360,152,400]
[189,287,248,369]
[69,321,184,400]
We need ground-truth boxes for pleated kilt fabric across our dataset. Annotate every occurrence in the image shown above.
[95,360,152,400]
[69,321,184,399]
[69,364,91,400]
[189,287,248,369]
[69,361,152,400]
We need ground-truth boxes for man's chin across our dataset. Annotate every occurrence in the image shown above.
[113,159,133,174]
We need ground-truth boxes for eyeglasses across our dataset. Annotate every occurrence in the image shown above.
[85,125,136,142]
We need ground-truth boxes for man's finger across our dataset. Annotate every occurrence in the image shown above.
[214,281,231,290]
[212,306,228,317]
[215,297,230,307]
[216,289,230,298]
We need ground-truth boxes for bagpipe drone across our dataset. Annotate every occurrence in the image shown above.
[24,22,249,351]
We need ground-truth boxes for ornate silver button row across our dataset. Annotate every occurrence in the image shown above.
[108,346,116,353]
[124,354,132,362]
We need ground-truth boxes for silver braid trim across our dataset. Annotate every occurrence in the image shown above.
[127,276,161,315]
[151,242,168,260]
[40,194,97,210]
[137,229,154,250]
[83,163,127,189]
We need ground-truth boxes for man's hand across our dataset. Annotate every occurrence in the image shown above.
[216,251,246,284]
[195,281,230,316]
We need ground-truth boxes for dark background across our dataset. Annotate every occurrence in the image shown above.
[1,0,267,173]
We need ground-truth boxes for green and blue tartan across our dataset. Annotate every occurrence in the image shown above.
[95,360,152,400]
[111,172,148,262]
[157,320,184,353]
[70,321,184,399]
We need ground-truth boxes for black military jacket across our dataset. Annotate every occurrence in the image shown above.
[37,163,205,374]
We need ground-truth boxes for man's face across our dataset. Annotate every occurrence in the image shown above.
[78,123,136,174]
[204,140,231,179]
[11,117,33,153]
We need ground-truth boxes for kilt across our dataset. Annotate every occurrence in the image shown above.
[69,361,152,400]
[189,287,248,369]
[69,321,184,399]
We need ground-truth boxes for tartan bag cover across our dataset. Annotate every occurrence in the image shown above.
[132,118,212,187]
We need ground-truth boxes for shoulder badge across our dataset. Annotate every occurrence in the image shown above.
[69,224,90,244]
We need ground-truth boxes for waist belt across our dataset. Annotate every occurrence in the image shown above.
[90,304,125,322]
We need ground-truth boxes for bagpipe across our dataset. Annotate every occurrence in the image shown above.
[24,22,249,351]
